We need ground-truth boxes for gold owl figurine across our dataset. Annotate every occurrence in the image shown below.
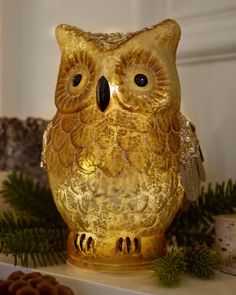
[41,19,205,271]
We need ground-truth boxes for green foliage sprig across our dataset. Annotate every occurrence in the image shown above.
[153,245,219,287]
[0,172,68,267]
[167,179,236,247]
[1,171,64,224]
[0,212,67,267]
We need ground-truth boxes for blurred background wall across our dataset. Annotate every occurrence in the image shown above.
[0,0,236,183]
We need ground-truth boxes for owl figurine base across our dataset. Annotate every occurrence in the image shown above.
[42,19,205,271]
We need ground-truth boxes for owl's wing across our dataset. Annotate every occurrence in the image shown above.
[40,121,53,170]
[179,114,205,201]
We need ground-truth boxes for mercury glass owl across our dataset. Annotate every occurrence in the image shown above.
[42,19,205,271]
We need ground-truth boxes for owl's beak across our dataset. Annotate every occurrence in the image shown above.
[96,76,110,112]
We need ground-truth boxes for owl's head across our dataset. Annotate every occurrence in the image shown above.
[55,19,181,116]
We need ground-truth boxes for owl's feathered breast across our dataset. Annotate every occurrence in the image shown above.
[46,105,181,177]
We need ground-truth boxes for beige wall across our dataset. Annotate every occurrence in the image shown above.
[178,59,236,182]
[1,0,236,183]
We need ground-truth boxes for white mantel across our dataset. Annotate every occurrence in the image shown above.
[0,255,236,295]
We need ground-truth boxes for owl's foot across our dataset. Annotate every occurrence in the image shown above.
[73,232,95,254]
[73,233,141,255]
[68,231,166,271]
[117,236,140,254]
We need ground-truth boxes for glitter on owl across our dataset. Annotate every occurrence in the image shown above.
[42,19,205,271]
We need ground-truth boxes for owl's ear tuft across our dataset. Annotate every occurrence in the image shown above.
[55,24,84,51]
[150,19,181,54]
[56,24,70,48]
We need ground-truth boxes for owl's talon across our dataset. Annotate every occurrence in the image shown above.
[74,233,95,254]
[117,236,140,254]
[134,237,139,252]
[80,233,86,250]
[118,237,123,251]
[74,234,79,250]
[87,236,93,250]
[126,237,131,253]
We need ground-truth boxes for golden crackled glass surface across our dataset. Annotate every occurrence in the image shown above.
[42,19,205,271]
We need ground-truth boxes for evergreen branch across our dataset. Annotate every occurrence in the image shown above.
[0,211,65,233]
[0,212,68,268]
[167,179,236,247]
[0,171,64,224]
[0,172,68,267]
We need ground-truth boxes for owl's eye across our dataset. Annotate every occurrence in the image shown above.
[134,74,148,87]
[72,74,82,87]
[67,65,91,97]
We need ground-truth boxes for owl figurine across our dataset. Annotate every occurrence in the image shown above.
[42,19,205,271]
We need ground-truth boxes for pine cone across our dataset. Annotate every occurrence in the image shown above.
[0,271,75,295]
